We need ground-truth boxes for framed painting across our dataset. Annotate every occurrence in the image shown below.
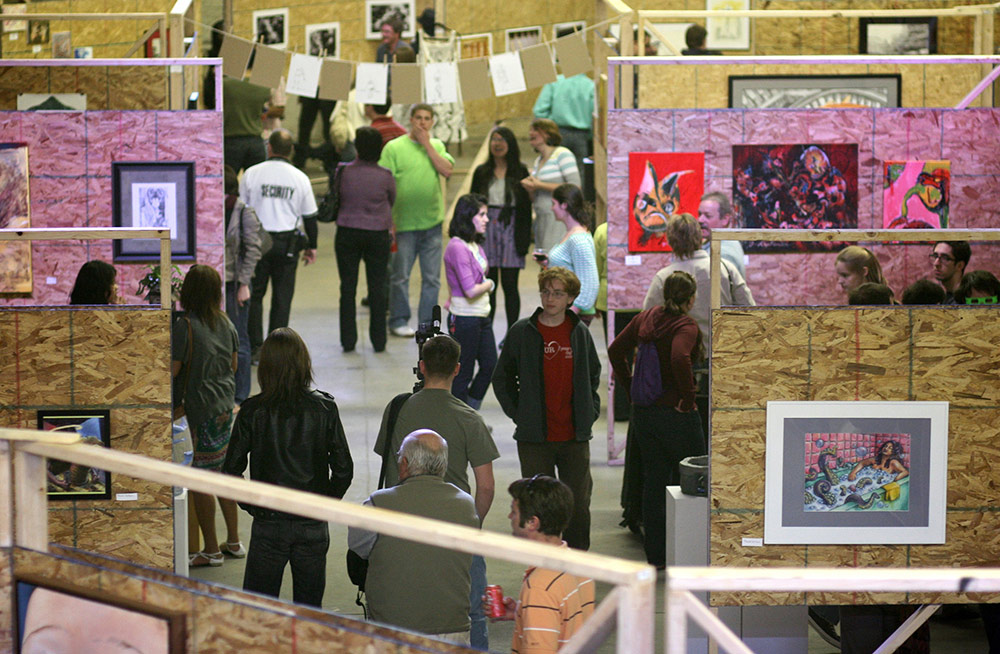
[111,161,195,261]
[553,21,586,40]
[15,575,185,653]
[0,142,32,294]
[253,8,289,49]
[459,33,493,60]
[764,401,949,545]
[706,0,749,50]
[505,26,542,53]
[860,17,937,55]
[729,74,902,109]
[305,22,340,58]
[883,160,950,229]
[365,0,416,40]
[732,142,858,252]
[628,152,704,253]
[36,409,112,501]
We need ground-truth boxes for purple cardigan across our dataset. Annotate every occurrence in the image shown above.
[444,237,488,298]
[335,160,396,231]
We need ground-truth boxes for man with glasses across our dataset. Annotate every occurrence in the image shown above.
[492,267,601,551]
[929,241,970,304]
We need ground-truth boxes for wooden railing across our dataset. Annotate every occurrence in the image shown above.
[0,427,656,654]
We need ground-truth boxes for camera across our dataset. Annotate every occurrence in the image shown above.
[410,305,442,392]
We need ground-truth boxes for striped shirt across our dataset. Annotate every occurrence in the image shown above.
[511,566,595,654]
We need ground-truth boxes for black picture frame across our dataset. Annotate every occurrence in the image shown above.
[112,161,196,262]
[860,17,937,55]
[15,575,186,653]
[728,74,902,109]
[36,409,112,501]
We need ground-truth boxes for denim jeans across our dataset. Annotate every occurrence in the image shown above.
[225,280,251,404]
[390,225,442,329]
[468,554,488,650]
[243,517,330,607]
[448,314,497,404]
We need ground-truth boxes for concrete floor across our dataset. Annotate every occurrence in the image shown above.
[188,120,992,653]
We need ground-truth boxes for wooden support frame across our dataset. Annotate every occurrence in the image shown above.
[1,426,655,654]
[0,227,173,316]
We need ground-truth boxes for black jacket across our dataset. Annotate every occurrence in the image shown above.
[492,308,601,442]
[470,161,532,256]
[224,389,353,518]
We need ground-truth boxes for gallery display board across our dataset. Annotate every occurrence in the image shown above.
[0,307,175,569]
[605,107,1000,310]
[709,306,1000,606]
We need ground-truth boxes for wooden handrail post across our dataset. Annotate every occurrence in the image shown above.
[616,571,655,654]
[0,441,11,547]
[665,588,688,654]
[12,446,48,551]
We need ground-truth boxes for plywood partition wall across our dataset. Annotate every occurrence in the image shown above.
[605,106,1000,310]
[1,546,477,654]
[0,307,173,569]
[709,305,1000,606]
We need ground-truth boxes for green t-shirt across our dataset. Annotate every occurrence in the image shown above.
[223,78,271,138]
[378,135,454,232]
[374,388,499,493]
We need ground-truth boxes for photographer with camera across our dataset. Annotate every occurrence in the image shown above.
[373,331,499,650]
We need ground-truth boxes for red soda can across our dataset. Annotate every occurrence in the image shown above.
[485,584,505,618]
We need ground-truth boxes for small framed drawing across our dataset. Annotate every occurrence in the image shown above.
[365,0,416,40]
[706,0,750,50]
[459,33,493,60]
[36,409,112,501]
[764,401,949,545]
[305,22,340,58]
[253,8,289,49]
[112,162,196,261]
[15,575,185,653]
[505,26,542,53]
[860,17,937,55]
[553,21,586,40]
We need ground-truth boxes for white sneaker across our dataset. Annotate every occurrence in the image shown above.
[391,325,415,337]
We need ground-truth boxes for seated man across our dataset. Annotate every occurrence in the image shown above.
[348,431,479,644]
[490,475,595,654]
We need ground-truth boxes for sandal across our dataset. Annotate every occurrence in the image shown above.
[189,551,224,567]
[219,541,247,558]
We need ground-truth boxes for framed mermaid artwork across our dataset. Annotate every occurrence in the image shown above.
[763,401,948,545]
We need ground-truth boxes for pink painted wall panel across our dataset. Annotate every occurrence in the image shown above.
[0,110,224,307]
[607,108,1000,310]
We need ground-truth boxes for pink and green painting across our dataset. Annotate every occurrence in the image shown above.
[883,160,950,229]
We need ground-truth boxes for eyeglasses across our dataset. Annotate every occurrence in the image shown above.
[928,253,955,263]
[540,289,568,298]
[965,296,998,305]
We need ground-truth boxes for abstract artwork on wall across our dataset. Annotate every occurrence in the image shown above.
[305,22,340,58]
[365,0,416,40]
[253,8,289,49]
[729,74,902,109]
[732,143,858,252]
[860,17,937,55]
[36,409,112,501]
[628,152,704,252]
[764,401,948,545]
[883,160,950,229]
[0,143,32,294]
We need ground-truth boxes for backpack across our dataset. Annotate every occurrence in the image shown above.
[630,340,663,407]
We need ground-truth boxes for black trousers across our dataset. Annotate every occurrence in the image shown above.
[486,267,521,331]
[293,97,336,168]
[243,517,330,607]
[224,135,266,175]
[334,226,390,352]
[633,404,705,567]
[517,440,593,551]
[249,234,299,351]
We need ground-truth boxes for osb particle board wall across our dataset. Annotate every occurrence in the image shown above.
[709,306,1000,606]
[0,546,477,654]
[0,109,224,307]
[605,107,1000,310]
[0,66,169,110]
[0,307,174,570]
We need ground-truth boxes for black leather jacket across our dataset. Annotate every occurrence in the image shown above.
[224,389,353,519]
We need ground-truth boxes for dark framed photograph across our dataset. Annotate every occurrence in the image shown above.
[253,8,289,49]
[36,409,111,501]
[111,161,195,261]
[365,0,415,40]
[15,575,185,653]
[728,74,902,109]
[305,21,340,58]
[860,17,937,55]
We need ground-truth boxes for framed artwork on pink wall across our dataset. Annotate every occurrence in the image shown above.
[0,142,32,293]
[628,152,704,253]
[883,160,950,229]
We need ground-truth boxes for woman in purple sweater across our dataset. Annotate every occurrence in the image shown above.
[444,193,496,408]
[334,126,396,353]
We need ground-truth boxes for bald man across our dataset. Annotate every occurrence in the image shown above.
[348,431,479,644]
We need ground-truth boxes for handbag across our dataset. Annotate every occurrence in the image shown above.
[316,163,345,224]
[239,203,272,257]
[172,315,193,420]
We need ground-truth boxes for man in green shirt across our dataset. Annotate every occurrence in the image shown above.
[378,104,454,337]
